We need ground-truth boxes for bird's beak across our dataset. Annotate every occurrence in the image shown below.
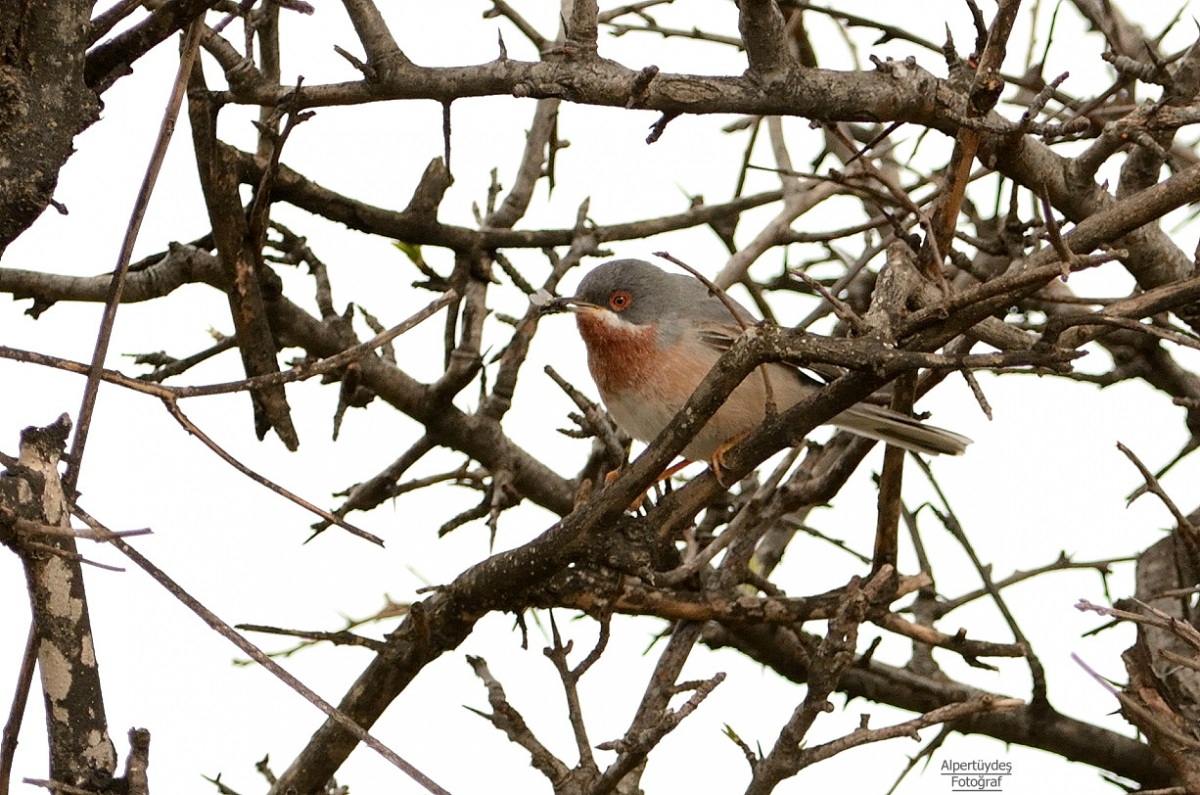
[539,295,600,314]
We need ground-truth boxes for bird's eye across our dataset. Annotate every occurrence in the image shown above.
[609,290,633,311]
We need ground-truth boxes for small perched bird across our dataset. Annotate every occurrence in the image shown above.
[549,259,970,469]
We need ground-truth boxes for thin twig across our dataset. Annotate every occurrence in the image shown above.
[0,290,455,402]
[914,457,1049,705]
[938,553,1132,616]
[1117,442,1199,539]
[1072,652,1200,750]
[11,519,152,541]
[0,623,37,795]
[76,509,453,795]
[64,20,205,499]
[160,399,384,546]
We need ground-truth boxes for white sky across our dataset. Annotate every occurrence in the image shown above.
[3,2,1200,793]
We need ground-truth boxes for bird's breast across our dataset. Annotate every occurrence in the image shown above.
[576,311,729,447]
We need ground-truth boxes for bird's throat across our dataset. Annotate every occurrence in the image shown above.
[575,312,659,397]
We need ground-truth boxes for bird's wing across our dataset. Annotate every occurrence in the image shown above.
[681,278,831,389]
[695,323,740,354]
[694,319,829,389]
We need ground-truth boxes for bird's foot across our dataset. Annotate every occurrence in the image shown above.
[707,433,748,487]
[605,459,692,512]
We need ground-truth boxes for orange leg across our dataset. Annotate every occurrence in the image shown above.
[658,459,693,481]
[605,459,695,511]
[707,432,748,487]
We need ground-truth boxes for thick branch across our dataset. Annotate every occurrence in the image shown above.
[0,0,99,254]
[84,0,213,92]
[0,417,117,786]
[212,51,1198,310]
[231,143,783,249]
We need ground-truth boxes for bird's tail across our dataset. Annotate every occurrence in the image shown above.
[831,402,971,456]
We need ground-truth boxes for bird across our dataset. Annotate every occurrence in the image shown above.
[548,258,970,472]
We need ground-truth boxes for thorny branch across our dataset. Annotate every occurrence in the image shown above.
[4,2,1200,794]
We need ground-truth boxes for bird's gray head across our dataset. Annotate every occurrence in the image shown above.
[561,258,743,327]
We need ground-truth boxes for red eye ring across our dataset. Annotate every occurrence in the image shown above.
[609,290,633,311]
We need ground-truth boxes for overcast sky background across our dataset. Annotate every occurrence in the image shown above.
[3,2,1200,793]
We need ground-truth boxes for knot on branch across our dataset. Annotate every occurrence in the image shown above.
[626,65,660,109]
[869,54,919,81]
[969,71,1005,115]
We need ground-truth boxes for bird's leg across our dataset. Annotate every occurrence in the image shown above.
[605,459,693,512]
[658,459,693,481]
